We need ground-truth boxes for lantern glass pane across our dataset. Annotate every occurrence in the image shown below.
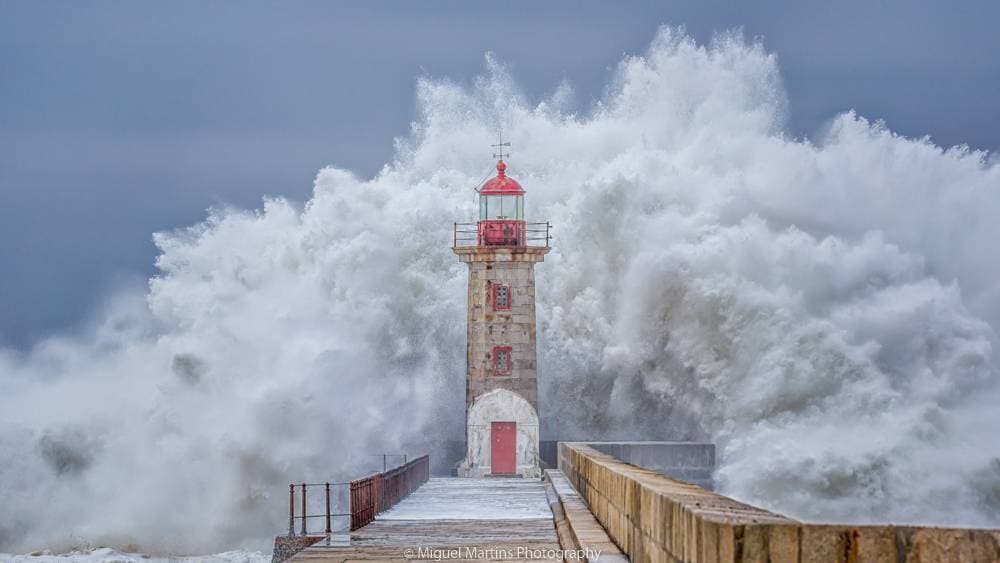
[500,196,518,219]
[483,196,502,219]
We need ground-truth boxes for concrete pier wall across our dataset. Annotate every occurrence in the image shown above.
[558,442,1000,563]
[587,441,715,491]
[541,441,715,490]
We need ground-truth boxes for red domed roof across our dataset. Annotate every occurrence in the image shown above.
[480,161,524,195]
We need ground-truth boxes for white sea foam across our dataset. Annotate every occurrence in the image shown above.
[1,26,999,555]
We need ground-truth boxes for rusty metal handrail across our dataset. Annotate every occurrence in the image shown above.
[285,455,428,537]
[349,455,429,530]
[287,482,351,537]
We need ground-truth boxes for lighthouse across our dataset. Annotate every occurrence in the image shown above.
[453,150,550,478]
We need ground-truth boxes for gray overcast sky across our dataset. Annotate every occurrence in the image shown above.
[1,0,998,349]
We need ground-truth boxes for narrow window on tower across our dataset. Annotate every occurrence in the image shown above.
[493,346,512,375]
[493,284,510,310]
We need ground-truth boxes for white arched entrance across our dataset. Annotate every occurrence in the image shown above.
[458,389,540,478]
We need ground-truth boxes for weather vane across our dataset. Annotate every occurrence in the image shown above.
[491,130,510,161]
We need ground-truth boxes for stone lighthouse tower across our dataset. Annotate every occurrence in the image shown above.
[453,152,550,478]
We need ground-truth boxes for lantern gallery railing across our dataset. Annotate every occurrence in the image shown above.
[285,454,430,536]
[453,221,551,248]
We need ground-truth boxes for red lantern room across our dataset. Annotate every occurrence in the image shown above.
[452,139,550,249]
[477,160,526,246]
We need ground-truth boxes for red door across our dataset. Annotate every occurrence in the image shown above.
[491,421,516,475]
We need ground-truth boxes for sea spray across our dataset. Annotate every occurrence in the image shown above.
[1,26,999,555]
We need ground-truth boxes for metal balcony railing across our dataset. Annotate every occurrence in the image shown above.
[453,221,551,248]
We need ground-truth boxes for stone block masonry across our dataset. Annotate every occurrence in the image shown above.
[455,246,549,478]
[272,534,324,563]
[558,442,1000,563]
[455,246,548,411]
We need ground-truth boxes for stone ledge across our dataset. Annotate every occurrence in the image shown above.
[454,246,550,263]
[544,469,629,563]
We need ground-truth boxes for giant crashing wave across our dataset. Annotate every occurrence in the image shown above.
[1,26,999,555]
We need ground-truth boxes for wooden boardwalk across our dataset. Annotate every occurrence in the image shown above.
[292,478,562,562]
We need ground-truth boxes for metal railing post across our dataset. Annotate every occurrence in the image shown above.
[325,482,332,535]
[288,484,295,536]
[383,454,387,473]
[300,483,307,535]
[350,481,357,531]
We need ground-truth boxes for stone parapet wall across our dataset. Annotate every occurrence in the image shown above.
[558,442,1000,563]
